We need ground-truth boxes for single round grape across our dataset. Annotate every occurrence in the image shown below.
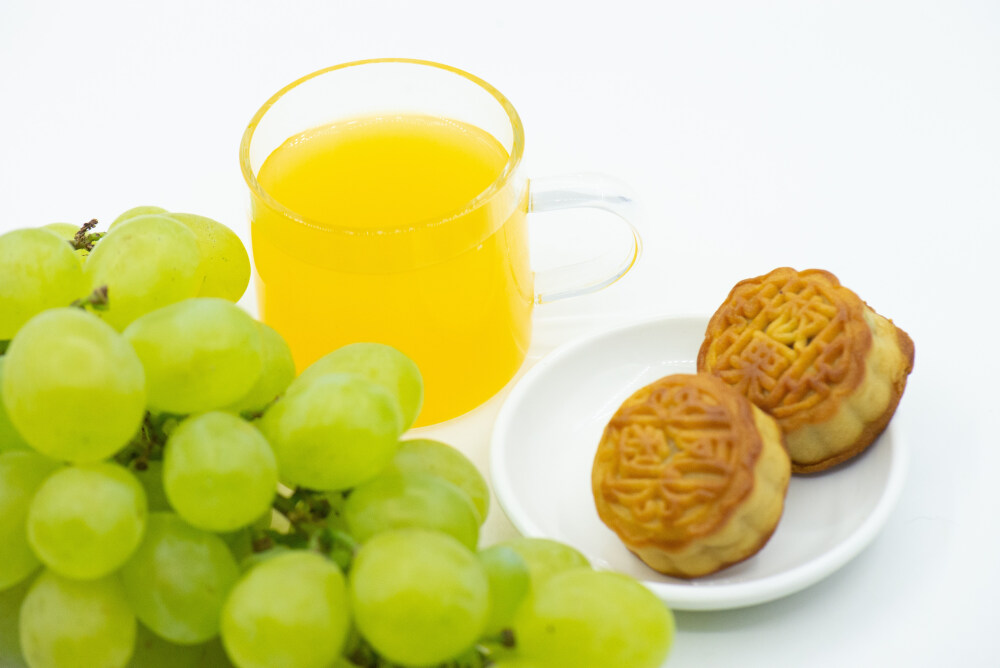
[349,528,489,666]
[20,570,136,668]
[119,513,239,645]
[0,452,60,590]
[163,412,277,532]
[344,471,480,549]
[0,358,32,454]
[110,206,168,227]
[226,322,295,414]
[84,214,202,330]
[259,373,402,491]
[496,537,590,589]
[0,227,86,339]
[123,298,263,415]
[477,544,531,635]
[168,213,251,302]
[221,551,349,668]
[2,308,146,462]
[291,342,423,430]
[511,568,675,668]
[389,438,489,523]
[26,463,147,580]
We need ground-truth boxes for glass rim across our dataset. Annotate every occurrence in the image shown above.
[239,58,526,234]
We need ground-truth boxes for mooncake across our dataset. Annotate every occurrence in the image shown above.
[592,373,791,578]
[697,267,914,473]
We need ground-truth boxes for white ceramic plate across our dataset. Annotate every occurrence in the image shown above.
[490,315,907,611]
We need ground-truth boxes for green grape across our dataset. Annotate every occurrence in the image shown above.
[291,342,423,430]
[111,206,168,227]
[0,358,32,453]
[163,412,277,532]
[344,471,480,549]
[477,545,531,635]
[0,227,86,339]
[259,373,402,491]
[496,537,590,589]
[131,460,172,512]
[349,528,489,666]
[2,308,146,462]
[107,210,249,302]
[20,570,137,668]
[26,463,147,580]
[168,213,251,302]
[84,214,202,330]
[0,452,60,590]
[226,322,295,414]
[123,298,263,415]
[118,513,239,645]
[389,438,489,523]
[0,576,31,665]
[221,551,349,668]
[511,568,674,668]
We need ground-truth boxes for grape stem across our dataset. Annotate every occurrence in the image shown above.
[260,488,358,569]
[71,219,104,251]
[70,285,110,312]
[115,411,174,470]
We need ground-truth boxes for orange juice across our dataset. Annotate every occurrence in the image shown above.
[251,114,533,425]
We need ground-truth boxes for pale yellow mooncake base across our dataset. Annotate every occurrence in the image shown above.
[787,308,914,472]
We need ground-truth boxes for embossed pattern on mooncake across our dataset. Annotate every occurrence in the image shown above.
[701,268,869,425]
[698,267,914,473]
[594,375,759,544]
[593,373,790,577]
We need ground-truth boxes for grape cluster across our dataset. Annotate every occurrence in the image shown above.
[0,213,674,668]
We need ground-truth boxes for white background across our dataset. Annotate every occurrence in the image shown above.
[1,1,998,666]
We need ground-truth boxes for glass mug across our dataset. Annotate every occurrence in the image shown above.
[240,59,640,426]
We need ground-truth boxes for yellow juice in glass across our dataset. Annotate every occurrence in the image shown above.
[250,114,533,425]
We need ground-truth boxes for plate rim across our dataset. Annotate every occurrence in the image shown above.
[489,313,909,611]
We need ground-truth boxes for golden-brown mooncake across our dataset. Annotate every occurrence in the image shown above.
[697,267,915,473]
[592,373,791,578]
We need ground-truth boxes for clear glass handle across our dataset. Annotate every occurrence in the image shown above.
[528,173,642,304]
